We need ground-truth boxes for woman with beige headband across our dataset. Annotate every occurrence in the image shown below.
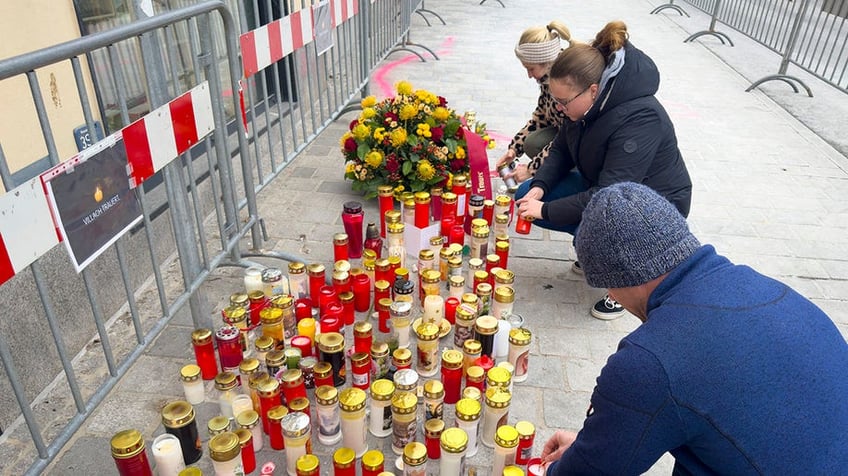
[496,21,571,185]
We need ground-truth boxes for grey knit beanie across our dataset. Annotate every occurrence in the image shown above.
[575,182,700,289]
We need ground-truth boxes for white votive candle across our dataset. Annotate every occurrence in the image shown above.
[152,433,185,476]
[422,294,444,327]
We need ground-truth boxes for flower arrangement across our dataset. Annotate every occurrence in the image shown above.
[341,81,495,199]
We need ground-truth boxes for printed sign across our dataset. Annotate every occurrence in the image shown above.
[42,133,142,272]
[314,1,334,56]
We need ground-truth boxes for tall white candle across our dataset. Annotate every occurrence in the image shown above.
[152,433,185,476]
[492,319,512,364]
[422,295,444,327]
[243,266,264,294]
[231,394,253,421]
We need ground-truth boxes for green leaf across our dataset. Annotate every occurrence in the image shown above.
[356,143,370,159]
[402,160,413,175]
[407,135,419,147]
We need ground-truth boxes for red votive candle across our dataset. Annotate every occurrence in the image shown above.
[375,259,391,286]
[515,214,533,234]
[333,233,349,263]
[414,192,431,229]
[290,335,314,358]
[378,185,394,238]
[496,241,509,271]
[339,292,355,326]
[483,199,494,226]
[440,216,455,240]
[307,264,326,303]
[318,285,339,315]
[352,274,371,312]
[377,298,392,333]
[450,224,465,247]
[374,280,391,305]
[295,298,313,322]
[320,313,342,334]
[444,297,459,325]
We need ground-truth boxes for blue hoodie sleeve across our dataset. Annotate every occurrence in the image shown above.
[546,340,687,475]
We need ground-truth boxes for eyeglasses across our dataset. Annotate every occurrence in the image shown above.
[553,86,590,108]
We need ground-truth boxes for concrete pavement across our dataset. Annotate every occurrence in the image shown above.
[34,0,848,474]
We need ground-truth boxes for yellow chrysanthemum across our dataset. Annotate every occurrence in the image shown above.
[399,104,418,121]
[360,95,377,108]
[432,107,450,121]
[416,123,432,138]
[396,81,414,96]
[390,128,408,147]
[365,150,384,168]
[352,123,371,141]
[345,162,355,174]
[455,146,466,159]
[339,131,353,146]
[417,160,435,180]
[373,127,387,141]
[445,173,453,189]
[360,107,376,120]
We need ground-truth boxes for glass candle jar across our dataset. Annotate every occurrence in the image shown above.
[318,332,346,387]
[474,316,498,358]
[283,347,303,373]
[333,271,352,298]
[492,286,515,320]
[480,387,512,448]
[462,339,482,375]
[238,358,260,390]
[270,294,297,342]
[445,297,460,325]
[392,348,413,379]
[333,233,350,263]
[494,194,511,218]
[448,275,465,300]
[236,409,263,453]
[515,420,536,465]
[493,319,513,364]
[234,428,256,475]
[452,174,468,218]
[494,213,509,237]
[298,356,317,389]
[369,378,395,437]
[403,195,415,225]
[288,262,308,299]
[463,386,482,403]
[282,412,313,476]
[231,394,254,422]
[294,454,319,476]
[342,201,365,259]
[438,247,453,281]
[393,278,415,304]
[466,259,484,291]
[267,405,288,450]
[424,418,445,459]
[470,226,489,260]
[247,372,269,413]
[314,385,342,445]
[508,327,532,383]
[332,447,355,476]
[352,273,372,313]
[339,387,369,457]
[430,186,443,221]
[377,184,394,238]
[453,306,476,349]
[439,427,468,476]
[361,449,385,476]
[257,377,282,434]
[422,294,444,327]
[495,269,515,292]
[216,326,243,374]
[420,269,442,306]
[281,369,308,406]
[391,391,418,455]
[244,266,265,295]
[465,366,485,393]
[151,433,185,476]
[248,291,269,327]
[402,442,427,476]
[515,214,533,234]
[265,350,285,381]
[307,264,326,303]
[179,364,204,405]
[254,335,275,368]
[390,301,413,349]
[364,222,383,259]
[209,431,243,476]
[111,429,153,476]
[441,349,464,404]
[376,296,393,334]
[375,259,392,288]
[475,284,493,317]
[350,352,372,390]
[423,380,445,421]
[354,321,373,354]
[215,371,239,420]
[386,222,405,268]
[191,328,218,380]
[495,240,510,270]
[455,398,482,457]
[288,397,310,419]
[493,425,519,476]
[161,400,202,465]
[262,267,288,298]
[487,366,512,391]
[414,191,431,228]
[313,361,334,389]
[415,322,440,377]
[371,341,390,381]
[441,191,457,220]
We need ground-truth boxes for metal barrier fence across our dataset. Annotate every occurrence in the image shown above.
[0,0,421,473]
[656,0,848,95]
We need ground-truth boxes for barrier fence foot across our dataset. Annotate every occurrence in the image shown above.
[684,30,734,46]
[388,46,428,62]
[747,75,813,97]
[415,8,446,26]
[480,0,506,8]
[651,4,690,17]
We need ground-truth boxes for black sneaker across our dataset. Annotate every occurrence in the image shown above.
[590,294,625,320]
[571,261,583,275]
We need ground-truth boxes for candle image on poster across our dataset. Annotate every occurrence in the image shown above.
[42,133,143,272]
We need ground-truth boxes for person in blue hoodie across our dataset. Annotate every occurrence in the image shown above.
[540,182,848,475]
[513,21,692,320]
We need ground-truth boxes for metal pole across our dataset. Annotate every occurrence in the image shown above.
[778,0,814,75]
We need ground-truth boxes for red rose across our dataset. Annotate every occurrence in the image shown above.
[455,127,465,139]
[438,96,447,107]
[384,111,398,123]
[386,158,400,173]
[344,137,357,153]
[431,126,444,143]
[349,119,358,130]
[450,159,465,171]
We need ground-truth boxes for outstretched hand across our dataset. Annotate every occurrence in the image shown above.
[496,149,517,169]
[541,430,578,469]
[515,187,544,220]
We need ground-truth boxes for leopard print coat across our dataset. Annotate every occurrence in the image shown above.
[508,75,567,175]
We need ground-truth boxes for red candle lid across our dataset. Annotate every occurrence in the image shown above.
[473,354,495,372]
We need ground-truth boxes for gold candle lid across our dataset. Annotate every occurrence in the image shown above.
[463,339,482,355]
[440,427,469,453]
[288,397,310,413]
[239,358,260,375]
[495,425,520,448]
[180,364,201,382]
[509,327,532,345]
[487,366,512,387]
[516,420,536,438]
[495,194,511,206]
[503,466,524,476]
[318,332,344,353]
[235,428,252,447]
[423,269,442,283]
[248,290,266,302]
[494,268,515,283]
[236,409,260,428]
[354,321,373,337]
[208,431,240,462]
[441,191,457,204]
[257,376,280,397]
[415,322,440,341]
[267,405,288,422]
[333,447,356,467]
[475,282,493,296]
[385,209,402,224]
[494,286,515,303]
[333,233,349,244]
[315,385,339,405]
[370,341,389,357]
[474,315,499,335]
[441,349,463,368]
[414,191,431,204]
[423,380,444,399]
[452,174,467,186]
[288,261,306,274]
[281,411,311,437]
[230,292,249,307]
[424,418,445,438]
[307,263,325,276]
[377,184,394,197]
[110,429,145,459]
[191,328,212,345]
[419,249,435,260]
[402,441,427,466]
[270,294,294,309]
[255,335,276,352]
[260,306,283,325]
[222,305,247,325]
[207,415,231,436]
[466,366,484,382]
[455,397,482,421]
[339,387,367,411]
[391,391,418,413]
[370,379,395,401]
[313,361,332,378]
[462,386,482,402]
[161,400,195,428]
[485,387,512,408]
[387,222,405,233]
[362,449,385,470]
